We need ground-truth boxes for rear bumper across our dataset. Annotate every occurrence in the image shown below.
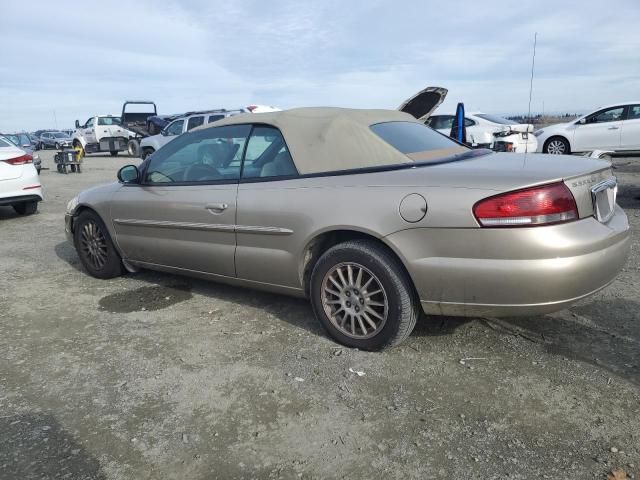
[0,166,43,205]
[85,137,127,153]
[386,206,631,317]
[0,194,42,207]
[493,135,538,153]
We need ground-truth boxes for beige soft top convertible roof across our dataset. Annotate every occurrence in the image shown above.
[194,107,420,175]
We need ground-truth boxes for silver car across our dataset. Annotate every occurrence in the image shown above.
[65,107,630,350]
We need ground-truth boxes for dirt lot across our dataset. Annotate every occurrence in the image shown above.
[1,150,638,480]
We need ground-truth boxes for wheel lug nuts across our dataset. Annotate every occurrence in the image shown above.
[346,301,351,307]
[359,298,364,305]
[355,306,360,312]
[345,291,351,297]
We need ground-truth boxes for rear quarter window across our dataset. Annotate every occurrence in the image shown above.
[370,121,468,161]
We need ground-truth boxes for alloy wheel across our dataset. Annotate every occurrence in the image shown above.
[321,262,388,339]
[546,139,566,154]
[79,221,108,270]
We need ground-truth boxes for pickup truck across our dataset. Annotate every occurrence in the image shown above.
[72,101,157,156]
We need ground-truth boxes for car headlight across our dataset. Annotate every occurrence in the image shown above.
[66,196,79,214]
[533,129,544,137]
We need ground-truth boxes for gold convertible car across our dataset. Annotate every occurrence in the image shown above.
[65,107,630,350]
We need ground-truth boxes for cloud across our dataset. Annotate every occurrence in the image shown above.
[1,0,639,130]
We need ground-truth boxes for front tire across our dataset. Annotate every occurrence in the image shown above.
[13,201,38,215]
[141,148,154,160]
[544,136,570,155]
[73,210,124,279]
[310,240,419,350]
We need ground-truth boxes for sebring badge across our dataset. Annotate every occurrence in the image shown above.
[572,177,598,188]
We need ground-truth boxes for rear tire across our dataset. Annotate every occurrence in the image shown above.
[127,139,140,158]
[73,210,124,279]
[310,239,419,350]
[110,151,118,157]
[13,201,38,215]
[544,136,570,155]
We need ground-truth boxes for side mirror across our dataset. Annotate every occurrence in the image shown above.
[75,120,80,128]
[117,165,140,184]
[578,118,586,125]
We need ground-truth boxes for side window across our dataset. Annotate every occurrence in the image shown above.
[144,124,251,185]
[165,120,184,136]
[207,115,225,124]
[187,116,204,131]
[587,107,624,124]
[241,126,297,180]
[627,105,640,120]
[87,118,95,128]
[83,118,92,128]
[464,118,476,127]
[430,115,454,130]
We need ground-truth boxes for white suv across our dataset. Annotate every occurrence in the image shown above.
[0,136,42,215]
[139,105,280,159]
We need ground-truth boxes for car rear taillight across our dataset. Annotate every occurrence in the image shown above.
[246,105,258,112]
[2,154,33,165]
[473,182,578,227]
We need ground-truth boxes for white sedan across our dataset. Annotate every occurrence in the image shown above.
[0,136,42,215]
[426,112,537,153]
[534,102,640,154]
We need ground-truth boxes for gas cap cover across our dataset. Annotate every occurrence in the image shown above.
[399,193,427,223]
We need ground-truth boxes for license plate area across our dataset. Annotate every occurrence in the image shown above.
[591,177,617,223]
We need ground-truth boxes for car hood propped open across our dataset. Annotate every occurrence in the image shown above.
[397,86,448,121]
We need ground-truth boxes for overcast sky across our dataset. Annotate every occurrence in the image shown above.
[1,0,639,131]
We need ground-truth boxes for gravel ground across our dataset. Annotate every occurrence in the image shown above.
[1,150,638,480]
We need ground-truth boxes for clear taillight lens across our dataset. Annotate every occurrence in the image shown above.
[473,182,578,227]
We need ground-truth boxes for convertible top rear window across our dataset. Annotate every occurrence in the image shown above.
[370,121,468,163]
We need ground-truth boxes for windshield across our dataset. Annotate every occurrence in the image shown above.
[53,132,69,138]
[98,117,121,126]
[370,121,468,163]
[475,114,517,125]
[0,137,13,147]
[17,133,31,145]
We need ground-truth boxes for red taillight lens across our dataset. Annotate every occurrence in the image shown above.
[473,182,578,227]
[246,105,258,112]
[3,154,33,165]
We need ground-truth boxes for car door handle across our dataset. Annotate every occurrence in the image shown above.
[608,126,619,130]
[205,203,229,213]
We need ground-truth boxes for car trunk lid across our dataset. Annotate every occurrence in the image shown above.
[397,86,448,121]
[409,152,613,218]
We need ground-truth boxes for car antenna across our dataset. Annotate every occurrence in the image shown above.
[525,32,537,154]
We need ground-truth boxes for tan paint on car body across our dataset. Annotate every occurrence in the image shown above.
[67,108,631,317]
